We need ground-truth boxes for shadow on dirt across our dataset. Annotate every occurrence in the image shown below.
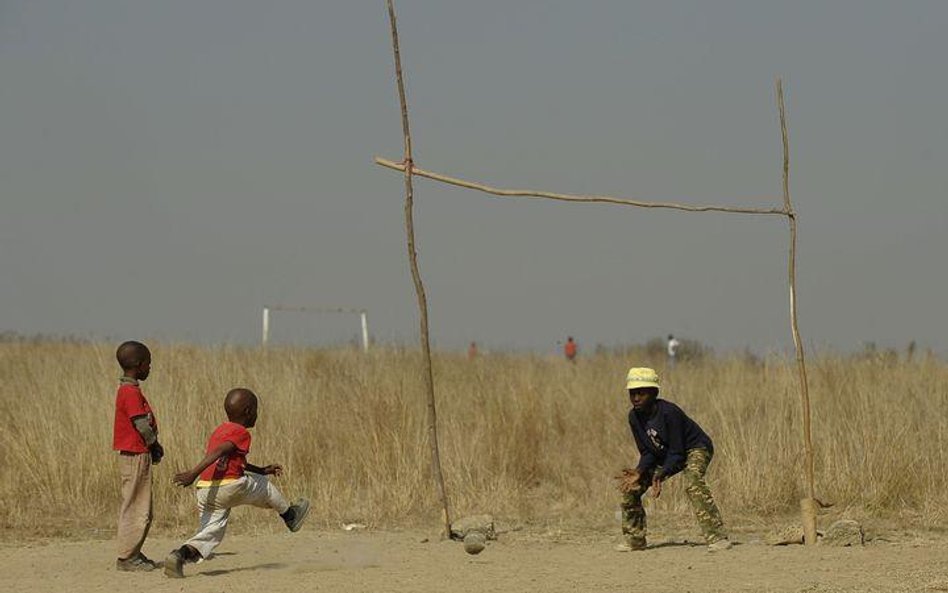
[648,541,706,549]
[199,562,285,577]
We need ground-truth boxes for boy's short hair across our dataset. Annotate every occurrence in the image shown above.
[116,341,150,370]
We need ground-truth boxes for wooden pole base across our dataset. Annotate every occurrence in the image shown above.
[800,497,818,545]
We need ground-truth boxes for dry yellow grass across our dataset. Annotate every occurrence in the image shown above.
[0,340,945,537]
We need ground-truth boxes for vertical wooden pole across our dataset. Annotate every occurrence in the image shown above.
[262,307,270,347]
[385,0,453,539]
[777,78,818,544]
[360,311,370,353]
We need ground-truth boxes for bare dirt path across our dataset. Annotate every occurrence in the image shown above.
[3,529,947,593]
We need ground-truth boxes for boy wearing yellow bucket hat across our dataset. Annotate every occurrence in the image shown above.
[616,367,730,551]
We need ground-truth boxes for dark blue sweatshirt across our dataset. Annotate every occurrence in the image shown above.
[628,399,713,480]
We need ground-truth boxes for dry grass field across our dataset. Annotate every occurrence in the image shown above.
[3,340,948,592]
[1,339,946,539]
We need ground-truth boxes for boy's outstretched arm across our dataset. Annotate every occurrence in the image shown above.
[246,463,283,476]
[173,441,238,487]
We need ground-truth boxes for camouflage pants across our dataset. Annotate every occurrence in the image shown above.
[620,448,727,546]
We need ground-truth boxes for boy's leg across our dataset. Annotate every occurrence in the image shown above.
[178,473,292,561]
[240,472,310,532]
[682,448,728,545]
[619,474,648,550]
[168,474,306,577]
[166,484,238,578]
[239,472,291,512]
[116,453,154,566]
[182,484,239,559]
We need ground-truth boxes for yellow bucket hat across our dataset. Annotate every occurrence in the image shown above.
[626,367,660,390]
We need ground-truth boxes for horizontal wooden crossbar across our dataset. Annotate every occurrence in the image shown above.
[375,157,788,217]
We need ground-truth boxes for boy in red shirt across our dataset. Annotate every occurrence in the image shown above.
[164,388,310,578]
[112,340,164,571]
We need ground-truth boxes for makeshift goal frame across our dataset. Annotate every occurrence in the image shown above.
[261,305,369,352]
[377,0,818,543]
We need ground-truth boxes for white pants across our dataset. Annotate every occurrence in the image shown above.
[184,473,290,559]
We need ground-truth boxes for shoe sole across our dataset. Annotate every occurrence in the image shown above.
[287,498,311,532]
[116,560,156,572]
[116,565,151,572]
[137,554,162,570]
[614,539,647,552]
[163,553,185,578]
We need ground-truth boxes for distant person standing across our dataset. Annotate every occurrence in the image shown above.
[666,334,680,368]
[468,341,478,360]
[564,336,578,362]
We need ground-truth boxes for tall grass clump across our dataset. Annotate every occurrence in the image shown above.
[0,340,945,537]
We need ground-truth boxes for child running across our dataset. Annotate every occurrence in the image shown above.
[616,367,731,552]
[164,388,310,578]
[113,340,164,572]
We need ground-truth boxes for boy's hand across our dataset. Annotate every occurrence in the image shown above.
[614,468,641,494]
[650,476,663,498]
[150,442,165,465]
[173,470,199,487]
[262,464,283,476]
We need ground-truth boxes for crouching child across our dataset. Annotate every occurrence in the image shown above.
[616,367,730,552]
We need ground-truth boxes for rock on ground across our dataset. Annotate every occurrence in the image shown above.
[765,525,805,546]
[822,519,865,546]
[450,514,496,540]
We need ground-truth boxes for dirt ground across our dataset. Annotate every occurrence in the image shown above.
[3,524,948,593]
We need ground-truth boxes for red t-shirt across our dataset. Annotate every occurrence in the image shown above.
[113,382,157,453]
[198,422,252,482]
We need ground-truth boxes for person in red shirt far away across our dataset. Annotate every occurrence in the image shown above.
[564,336,578,362]
[164,388,310,578]
[112,340,164,572]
